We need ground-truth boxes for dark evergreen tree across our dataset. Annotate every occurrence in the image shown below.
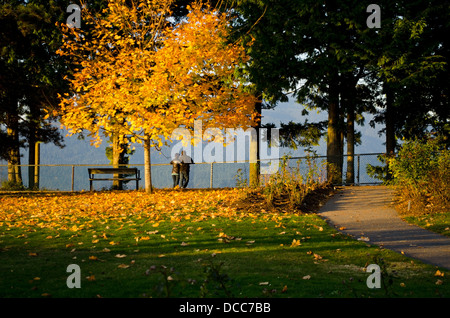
[1,0,71,187]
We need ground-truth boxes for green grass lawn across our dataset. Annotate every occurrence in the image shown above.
[403,213,450,238]
[0,189,448,298]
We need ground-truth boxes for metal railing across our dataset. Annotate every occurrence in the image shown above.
[0,153,385,191]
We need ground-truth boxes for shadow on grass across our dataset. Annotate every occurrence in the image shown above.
[2,226,445,298]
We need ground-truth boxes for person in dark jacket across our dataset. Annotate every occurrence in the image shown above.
[170,153,181,188]
[179,151,194,188]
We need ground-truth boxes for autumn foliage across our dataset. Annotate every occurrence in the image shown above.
[56,0,258,148]
[0,189,295,234]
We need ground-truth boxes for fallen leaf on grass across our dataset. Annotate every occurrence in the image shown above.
[290,239,301,247]
[118,264,129,269]
[435,270,445,277]
[302,275,311,280]
[313,253,322,260]
[115,254,127,258]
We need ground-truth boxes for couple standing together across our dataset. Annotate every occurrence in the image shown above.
[170,151,194,188]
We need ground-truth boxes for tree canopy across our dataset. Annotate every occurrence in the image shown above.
[230,0,449,183]
[56,0,259,192]
[1,0,448,189]
[1,0,69,186]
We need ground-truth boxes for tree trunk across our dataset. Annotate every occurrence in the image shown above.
[249,96,262,187]
[28,141,40,190]
[385,90,396,155]
[342,78,356,185]
[327,76,342,185]
[339,122,344,175]
[6,112,22,185]
[384,83,396,181]
[28,137,36,189]
[346,102,355,185]
[28,109,40,189]
[34,142,40,189]
[144,135,152,194]
[112,133,124,190]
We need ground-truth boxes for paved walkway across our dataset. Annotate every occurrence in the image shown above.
[318,186,450,270]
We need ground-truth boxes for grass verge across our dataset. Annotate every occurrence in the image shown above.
[391,186,450,238]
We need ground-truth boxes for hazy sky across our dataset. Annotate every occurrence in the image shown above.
[31,97,385,165]
[0,97,386,166]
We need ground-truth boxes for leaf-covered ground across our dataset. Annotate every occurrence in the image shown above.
[0,188,448,298]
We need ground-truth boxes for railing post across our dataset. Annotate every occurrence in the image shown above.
[210,162,214,188]
[35,142,40,190]
[357,154,360,185]
[71,165,75,192]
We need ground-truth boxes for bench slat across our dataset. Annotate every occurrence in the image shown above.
[89,178,140,181]
[89,168,139,175]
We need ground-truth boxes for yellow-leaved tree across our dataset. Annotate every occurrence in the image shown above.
[57,0,258,193]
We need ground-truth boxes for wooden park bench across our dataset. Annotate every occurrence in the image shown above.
[88,168,141,191]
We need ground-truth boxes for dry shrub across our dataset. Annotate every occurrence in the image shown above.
[389,137,449,216]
